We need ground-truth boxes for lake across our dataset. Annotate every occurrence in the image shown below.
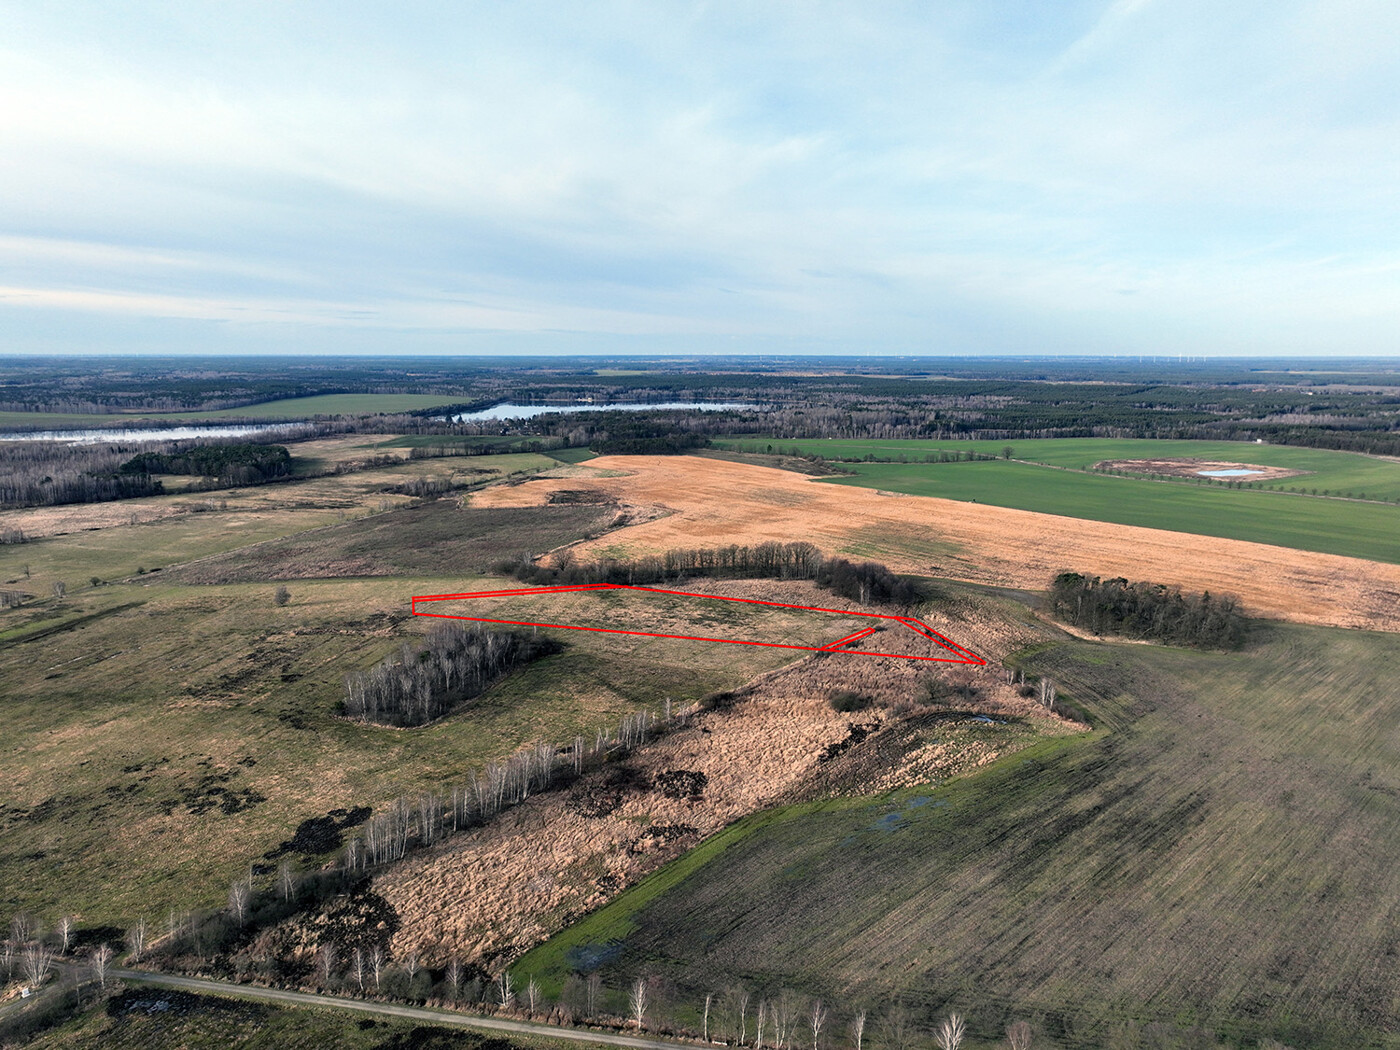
[450,401,759,422]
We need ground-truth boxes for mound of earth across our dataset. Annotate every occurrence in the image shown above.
[1094,458,1307,481]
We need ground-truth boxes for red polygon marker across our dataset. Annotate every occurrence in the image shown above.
[411,583,985,665]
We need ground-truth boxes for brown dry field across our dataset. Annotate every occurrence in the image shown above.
[471,454,1400,632]
[1095,457,1307,481]
[366,582,1079,969]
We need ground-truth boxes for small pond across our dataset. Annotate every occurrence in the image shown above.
[1197,468,1264,477]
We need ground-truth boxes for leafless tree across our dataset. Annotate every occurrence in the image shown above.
[229,880,251,925]
[23,941,54,987]
[704,992,714,1042]
[586,972,602,1017]
[371,945,387,990]
[1006,1020,1032,1050]
[352,947,366,992]
[497,970,514,1008]
[881,1003,915,1050]
[810,1000,828,1050]
[755,999,767,1050]
[317,942,338,986]
[279,859,297,901]
[935,1013,966,1050]
[852,1011,867,1050]
[10,913,37,945]
[56,915,74,955]
[447,957,463,999]
[91,943,114,989]
[126,918,147,962]
[405,950,421,984]
[2,938,16,979]
[527,975,541,1015]
[736,988,750,1045]
[630,976,649,1031]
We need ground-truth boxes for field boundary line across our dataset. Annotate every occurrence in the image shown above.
[411,582,985,665]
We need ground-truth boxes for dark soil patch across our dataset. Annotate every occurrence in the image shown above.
[653,769,708,800]
[264,806,373,860]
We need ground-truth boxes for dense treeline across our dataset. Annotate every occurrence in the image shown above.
[504,541,919,607]
[121,443,292,483]
[1048,572,1246,649]
[0,442,165,508]
[342,622,561,727]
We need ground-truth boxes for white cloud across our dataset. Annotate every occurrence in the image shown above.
[0,1,1397,355]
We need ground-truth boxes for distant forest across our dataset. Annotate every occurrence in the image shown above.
[1048,572,1246,649]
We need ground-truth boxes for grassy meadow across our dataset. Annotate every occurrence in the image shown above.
[515,619,1400,1049]
[716,437,1400,563]
[0,449,816,927]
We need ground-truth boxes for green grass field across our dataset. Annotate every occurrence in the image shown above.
[515,619,1400,1049]
[714,437,1400,564]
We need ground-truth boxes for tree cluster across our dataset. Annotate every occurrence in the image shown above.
[1048,572,1246,649]
[342,622,561,727]
[503,541,917,608]
[120,443,292,483]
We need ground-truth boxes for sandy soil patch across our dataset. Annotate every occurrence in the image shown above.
[374,585,1074,968]
[1095,458,1307,481]
[469,455,1400,633]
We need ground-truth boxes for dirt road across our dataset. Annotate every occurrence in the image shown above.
[473,455,1400,632]
[112,969,694,1050]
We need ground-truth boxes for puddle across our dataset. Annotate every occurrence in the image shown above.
[1197,468,1263,477]
[565,942,623,970]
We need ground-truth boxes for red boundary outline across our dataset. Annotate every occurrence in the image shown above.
[410,583,985,665]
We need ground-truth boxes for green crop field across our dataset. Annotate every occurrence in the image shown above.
[714,437,1400,563]
[516,618,1400,1049]
[720,436,1400,501]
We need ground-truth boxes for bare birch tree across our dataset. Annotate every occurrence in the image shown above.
[704,992,714,1043]
[810,1000,827,1050]
[91,944,114,989]
[852,1011,867,1050]
[56,915,74,955]
[935,1013,965,1050]
[630,976,649,1031]
[352,947,366,992]
[586,972,601,1017]
[318,943,338,986]
[126,918,147,962]
[447,958,463,1000]
[1006,1020,1032,1050]
[279,859,297,901]
[229,880,251,925]
[22,942,54,987]
[370,945,384,991]
[497,970,514,1008]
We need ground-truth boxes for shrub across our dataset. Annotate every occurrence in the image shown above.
[829,690,873,712]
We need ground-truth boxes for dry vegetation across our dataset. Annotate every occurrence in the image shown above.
[364,583,1080,971]
[473,455,1400,632]
[1094,457,1308,481]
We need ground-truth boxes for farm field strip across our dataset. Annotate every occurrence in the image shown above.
[514,622,1400,1048]
[468,455,1400,633]
[412,582,986,664]
[719,436,1400,500]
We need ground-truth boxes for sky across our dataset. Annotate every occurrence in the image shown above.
[2,1,1398,357]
